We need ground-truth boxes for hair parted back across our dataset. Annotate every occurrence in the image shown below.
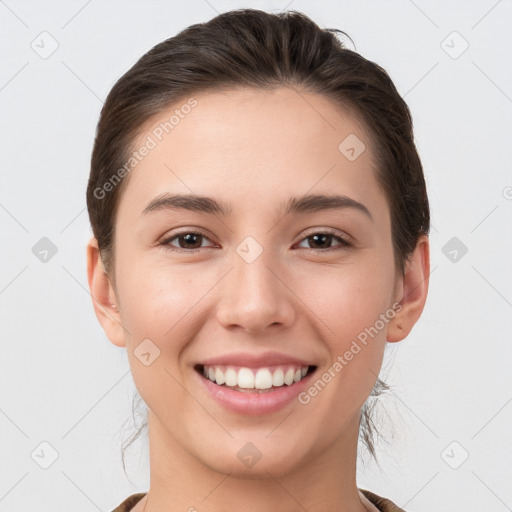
[86,8,429,470]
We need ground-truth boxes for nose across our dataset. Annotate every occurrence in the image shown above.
[216,249,296,334]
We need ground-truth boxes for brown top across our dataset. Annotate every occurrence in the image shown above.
[111,489,405,512]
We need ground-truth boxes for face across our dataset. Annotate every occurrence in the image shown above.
[94,87,409,477]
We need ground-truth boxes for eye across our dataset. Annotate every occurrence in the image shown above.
[160,231,215,251]
[159,229,353,253]
[296,230,353,251]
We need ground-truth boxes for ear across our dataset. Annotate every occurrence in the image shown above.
[86,237,127,347]
[387,234,430,343]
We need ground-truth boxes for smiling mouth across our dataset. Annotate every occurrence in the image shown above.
[195,364,317,393]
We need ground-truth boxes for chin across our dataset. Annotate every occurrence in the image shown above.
[192,438,311,479]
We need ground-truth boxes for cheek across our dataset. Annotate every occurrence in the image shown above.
[116,254,208,343]
[296,253,395,414]
[295,262,394,426]
[117,258,208,416]
[298,257,395,346]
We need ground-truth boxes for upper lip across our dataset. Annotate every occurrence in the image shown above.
[199,351,316,368]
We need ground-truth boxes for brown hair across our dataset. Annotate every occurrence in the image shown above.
[87,8,429,468]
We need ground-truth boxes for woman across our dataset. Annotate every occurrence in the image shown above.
[86,9,430,512]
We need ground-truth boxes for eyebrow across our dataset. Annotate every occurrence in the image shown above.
[141,193,373,221]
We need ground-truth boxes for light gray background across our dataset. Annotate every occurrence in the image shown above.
[1,1,511,511]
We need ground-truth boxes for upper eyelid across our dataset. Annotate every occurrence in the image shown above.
[164,229,216,243]
[299,227,350,239]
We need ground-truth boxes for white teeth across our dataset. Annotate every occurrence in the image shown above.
[272,368,284,387]
[215,367,225,385]
[284,368,295,385]
[254,368,273,389]
[225,367,237,387]
[202,364,311,389]
[237,367,254,388]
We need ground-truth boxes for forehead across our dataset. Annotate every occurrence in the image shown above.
[120,86,386,218]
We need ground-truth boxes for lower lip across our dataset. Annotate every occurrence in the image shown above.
[196,369,315,416]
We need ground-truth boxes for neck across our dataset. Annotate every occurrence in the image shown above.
[141,411,368,512]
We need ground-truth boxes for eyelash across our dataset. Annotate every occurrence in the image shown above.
[159,229,354,253]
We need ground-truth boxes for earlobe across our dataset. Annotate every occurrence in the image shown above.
[387,235,430,343]
[86,237,127,347]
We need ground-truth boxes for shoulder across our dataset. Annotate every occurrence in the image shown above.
[111,492,147,512]
[112,490,404,512]
[359,488,406,512]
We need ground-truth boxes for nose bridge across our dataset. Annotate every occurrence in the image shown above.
[235,250,276,302]
[216,240,294,332]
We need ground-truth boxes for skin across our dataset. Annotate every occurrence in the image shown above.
[87,87,429,512]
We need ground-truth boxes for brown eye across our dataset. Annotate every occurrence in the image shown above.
[307,233,334,249]
[178,233,203,249]
[297,231,352,250]
[162,232,213,250]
